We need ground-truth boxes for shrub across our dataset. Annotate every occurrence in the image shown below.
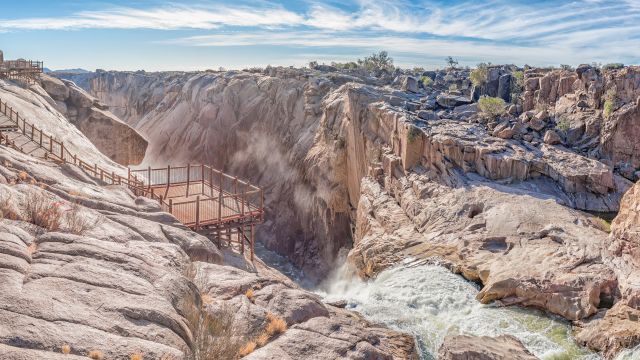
[17,171,28,182]
[61,344,71,355]
[183,296,240,360]
[470,64,488,87]
[560,64,573,71]
[130,353,144,360]
[445,56,458,68]
[556,115,570,132]
[264,313,287,336]
[420,76,433,88]
[238,341,256,357]
[63,202,101,235]
[245,289,254,302]
[604,100,615,117]
[0,193,20,220]
[478,96,506,119]
[602,63,624,70]
[357,51,394,72]
[88,350,104,360]
[407,126,422,143]
[24,189,63,232]
[256,333,270,347]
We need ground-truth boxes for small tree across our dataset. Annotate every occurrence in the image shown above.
[357,51,394,72]
[470,63,489,87]
[420,76,433,88]
[602,63,624,71]
[445,56,459,69]
[478,96,506,119]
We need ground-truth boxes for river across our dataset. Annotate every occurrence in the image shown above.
[256,245,640,359]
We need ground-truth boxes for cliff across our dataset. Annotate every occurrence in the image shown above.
[59,65,640,357]
[0,78,417,359]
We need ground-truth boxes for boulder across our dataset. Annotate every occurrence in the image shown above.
[417,110,438,121]
[544,129,563,145]
[437,94,472,108]
[40,75,69,101]
[403,76,419,93]
[438,335,538,360]
[528,118,546,131]
[497,74,511,102]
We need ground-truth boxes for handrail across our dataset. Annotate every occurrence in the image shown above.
[0,97,264,230]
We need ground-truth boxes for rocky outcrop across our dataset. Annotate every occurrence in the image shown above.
[438,335,538,360]
[38,74,147,166]
[57,68,640,357]
[0,82,416,359]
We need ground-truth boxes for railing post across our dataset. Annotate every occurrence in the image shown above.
[166,165,171,193]
[218,184,223,222]
[209,166,213,197]
[241,183,246,216]
[169,198,173,213]
[186,164,190,197]
[100,169,104,181]
[260,189,264,222]
[39,129,42,147]
[195,196,200,230]
[250,224,254,261]
[240,225,245,254]
[60,142,64,162]
[201,164,205,194]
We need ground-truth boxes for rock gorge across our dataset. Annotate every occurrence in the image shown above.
[55,64,640,358]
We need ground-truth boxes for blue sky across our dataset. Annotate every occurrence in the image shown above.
[0,0,639,71]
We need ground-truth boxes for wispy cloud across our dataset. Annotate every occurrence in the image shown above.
[0,4,304,30]
[0,0,639,66]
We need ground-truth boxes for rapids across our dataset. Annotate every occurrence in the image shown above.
[256,244,640,360]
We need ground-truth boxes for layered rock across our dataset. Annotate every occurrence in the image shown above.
[57,68,640,357]
[0,81,416,359]
[38,74,147,166]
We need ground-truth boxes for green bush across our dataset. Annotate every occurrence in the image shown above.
[420,76,433,88]
[357,51,394,72]
[602,63,624,70]
[604,100,615,117]
[470,63,489,87]
[407,126,422,143]
[478,96,506,119]
[556,116,570,131]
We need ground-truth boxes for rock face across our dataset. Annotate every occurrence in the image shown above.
[37,74,147,166]
[58,67,640,357]
[0,81,416,359]
[438,335,538,360]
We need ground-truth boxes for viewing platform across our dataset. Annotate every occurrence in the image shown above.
[0,96,263,260]
[0,51,44,83]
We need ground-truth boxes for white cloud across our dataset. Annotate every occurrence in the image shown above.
[0,0,639,66]
[0,4,305,31]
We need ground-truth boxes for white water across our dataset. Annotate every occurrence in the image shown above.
[255,244,640,360]
[315,259,640,360]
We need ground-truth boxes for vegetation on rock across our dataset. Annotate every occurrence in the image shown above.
[478,96,506,119]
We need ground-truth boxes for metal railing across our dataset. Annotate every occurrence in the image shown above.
[0,97,264,231]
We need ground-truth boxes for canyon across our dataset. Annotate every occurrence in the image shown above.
[59,64,640,358]
[0,60,639,359]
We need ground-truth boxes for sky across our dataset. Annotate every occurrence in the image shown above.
[0,0,639,71]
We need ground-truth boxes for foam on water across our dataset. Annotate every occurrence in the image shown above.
[316,261,607,360]
[255,244,639,360]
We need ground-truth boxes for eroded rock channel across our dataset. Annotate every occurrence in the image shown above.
[4,64,637,359]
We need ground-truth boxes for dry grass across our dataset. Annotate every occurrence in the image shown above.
[61,344,71,355]
[238,341,256,357]
[245,289,254,303]
[264,313,287,337]
[0,193,20,220]
[63,202,102,235]
[27,243,37,255]
[88,350,104,360]
[130,353,144,360]
[24,189,62,232]
[17,171,28,182]
[183,296,241,360]
[256,333,270,347]
[201,293,213,305]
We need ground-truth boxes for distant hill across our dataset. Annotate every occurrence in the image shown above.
[43,67,91,74]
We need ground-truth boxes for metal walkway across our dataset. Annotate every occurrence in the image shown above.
[0,96,263,260]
